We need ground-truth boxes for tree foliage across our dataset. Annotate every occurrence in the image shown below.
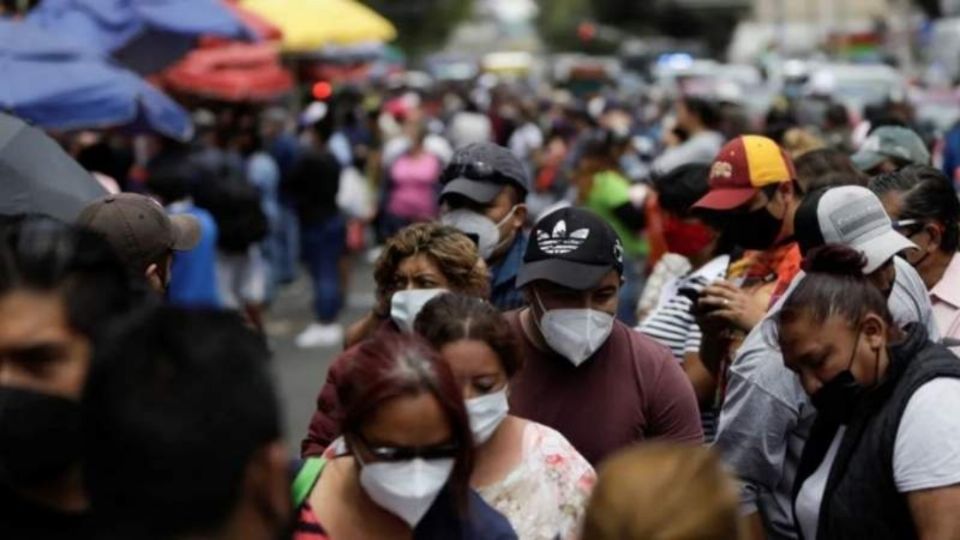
[362,0,474,60]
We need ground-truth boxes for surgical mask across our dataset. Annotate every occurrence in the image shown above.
[810,328,878,424]
[724,204,784,250]
[0,387,82,486]
[466,389,509,445]
[390,288,446,333]
[441,206,517,260]
[359,457,454,527]
[534,291,614,366]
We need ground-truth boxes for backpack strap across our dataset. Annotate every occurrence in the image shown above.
[292,457,327,509]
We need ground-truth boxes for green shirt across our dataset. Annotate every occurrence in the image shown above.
[585,170,647,257]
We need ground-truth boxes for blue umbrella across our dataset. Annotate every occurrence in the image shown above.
[0,20,193,141]
[28,0,257,75]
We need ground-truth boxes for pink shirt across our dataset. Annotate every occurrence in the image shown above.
[387,152,441,221]
[931,253,960,343]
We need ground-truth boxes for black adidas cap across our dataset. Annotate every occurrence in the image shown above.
[517,206,624,291]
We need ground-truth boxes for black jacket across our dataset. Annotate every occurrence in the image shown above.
[794,324,960,540]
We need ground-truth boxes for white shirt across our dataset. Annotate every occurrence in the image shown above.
[795,378,960,538]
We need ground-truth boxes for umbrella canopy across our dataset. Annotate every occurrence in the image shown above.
[242,0,396,52]
[162,43,294,102]
[28,0,258,74]
[0,113,107,221]
[0,20,193,141]
[222,0,282,42]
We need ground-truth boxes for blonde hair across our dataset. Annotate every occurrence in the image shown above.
[782,128,825,159]
[583,444,744,540]
[374,222,490,299]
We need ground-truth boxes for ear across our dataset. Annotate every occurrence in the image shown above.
[144,263,163,292]
[245,441,291,529]
[925,222,944,252]
[511,204,528,229]
[861,313,887,351]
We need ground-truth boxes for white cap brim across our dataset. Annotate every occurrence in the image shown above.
[858,228,918,274]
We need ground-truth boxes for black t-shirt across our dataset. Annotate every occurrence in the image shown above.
[285,148,342,225]
[0,484,92,539]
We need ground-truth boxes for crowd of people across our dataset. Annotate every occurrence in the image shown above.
[5,76,960,540]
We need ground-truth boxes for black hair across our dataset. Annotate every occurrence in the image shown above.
[83,306,279,538]
[76,142,114,176]
[0,216,141,343]
[824,103,850,129]
[681,96,720,130]
[779,245,893,330]
[581,129,619,162]
[652,163,711,217]
[145,171,190,204]
[869,164,960,252]
[793,148,868,193]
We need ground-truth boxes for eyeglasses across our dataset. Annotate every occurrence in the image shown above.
[891,218,923,236]
[355,435,459,463]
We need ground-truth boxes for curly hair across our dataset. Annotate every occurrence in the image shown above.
[374,223,490,299]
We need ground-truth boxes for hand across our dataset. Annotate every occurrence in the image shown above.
[697,280,767,332]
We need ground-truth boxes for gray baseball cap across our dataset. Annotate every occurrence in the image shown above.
[440,143,530,205]
[851,126,930,172]
[77,193,200,272]
[795,185,916,273]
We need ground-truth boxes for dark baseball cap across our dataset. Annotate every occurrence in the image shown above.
[517,206,624,291]
[77,193,200,272]
[440,142,530,205]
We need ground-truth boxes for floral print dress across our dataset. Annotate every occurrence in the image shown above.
[476,422,596,540]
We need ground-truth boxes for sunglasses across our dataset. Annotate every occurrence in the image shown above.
[441,160,508,185]
[356,435,459,463]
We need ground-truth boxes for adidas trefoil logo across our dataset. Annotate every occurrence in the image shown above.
[537,220,590,255]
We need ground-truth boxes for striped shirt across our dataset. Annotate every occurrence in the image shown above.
[638,255,729,442]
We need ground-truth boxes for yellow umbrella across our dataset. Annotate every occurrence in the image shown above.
[242,0,397,52]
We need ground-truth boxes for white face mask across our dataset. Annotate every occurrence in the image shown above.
[534,291,614,366]
[390,288,446,333]
[465,388,509,445]
[359,457,454,527]
[440,206,517,260]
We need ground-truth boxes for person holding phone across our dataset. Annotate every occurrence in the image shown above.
[637,163,730,442]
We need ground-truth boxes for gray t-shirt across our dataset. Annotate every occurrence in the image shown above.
[713,257,939,539]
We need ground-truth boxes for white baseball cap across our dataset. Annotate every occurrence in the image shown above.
[794,185,917,274]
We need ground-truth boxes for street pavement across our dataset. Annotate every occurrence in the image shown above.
[266,254,377,453]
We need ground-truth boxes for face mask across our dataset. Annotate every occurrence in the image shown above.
[534,291,615,366]
[390,288,446,333]
[662,216,716,257]
[724,204,784,250]
[441,207,517,260]
[810,328,878,424]
[359,457,454,527]
[0,386,82,486]
[466,389,509,445]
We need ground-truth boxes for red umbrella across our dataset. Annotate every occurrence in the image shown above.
[221,0,282,41]
[162,42,294,102]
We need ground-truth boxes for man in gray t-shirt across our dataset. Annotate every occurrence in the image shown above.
[714,186,939,539]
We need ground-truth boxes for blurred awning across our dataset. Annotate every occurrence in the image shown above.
[241,0,396,52]
[161,43,294,102]
[27,0,258,75]
[0,20,193,140]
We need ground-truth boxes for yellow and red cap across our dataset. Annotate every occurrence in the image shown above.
[693,135,796,211]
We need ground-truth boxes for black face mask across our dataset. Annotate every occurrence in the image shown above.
[724,204,785,251]
[810,328,880,425]
[0,387,82,486]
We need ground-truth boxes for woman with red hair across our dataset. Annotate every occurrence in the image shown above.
[292,333,516,539]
